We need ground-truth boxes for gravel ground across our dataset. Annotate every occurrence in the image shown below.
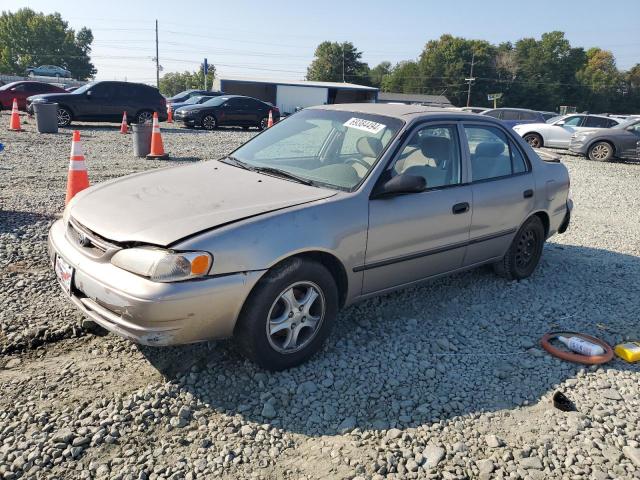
[1,113,640,480]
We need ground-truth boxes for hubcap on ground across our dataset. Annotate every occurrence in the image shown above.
[591,144,609,160]
[515,229,537,269]
[266,281,325,354]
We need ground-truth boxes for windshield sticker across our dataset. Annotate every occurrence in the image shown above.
[343,117,386,134]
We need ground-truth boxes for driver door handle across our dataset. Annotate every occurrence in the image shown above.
[452,202,469,214]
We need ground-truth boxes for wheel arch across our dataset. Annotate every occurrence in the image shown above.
[531,210,550,238]
[254,250,349,309]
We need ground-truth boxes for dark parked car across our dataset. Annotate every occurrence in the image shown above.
[569,117,640,161]
[27,81,168,127]
[168,89,224,104]
[26,65,72,78]
[174,95,280,130]
[481,108,546,129]
[170,95,218,111]
[0,81,67,111]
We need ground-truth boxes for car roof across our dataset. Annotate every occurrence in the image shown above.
[485,107,539,112]
[310,103,492,122]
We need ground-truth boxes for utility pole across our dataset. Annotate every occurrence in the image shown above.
[465,52,476,107]
[342,42,345,83]
[155,20,159,89]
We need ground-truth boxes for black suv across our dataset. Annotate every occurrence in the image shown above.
[27,81,168,127]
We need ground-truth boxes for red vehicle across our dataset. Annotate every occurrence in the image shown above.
[0,81,67,111]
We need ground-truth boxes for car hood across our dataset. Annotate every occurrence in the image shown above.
[28,92,71,102]
[68,161,336,246]
[514,122,547,130]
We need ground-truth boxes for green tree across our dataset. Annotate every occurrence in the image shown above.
[381,60,423,94]
[507,31,586,111]
[159,65,216,97]
[0,8,96,80]
[306,41,370,84]
[416,34,497,106]
[369,61,391,88]
[576,48,623,112]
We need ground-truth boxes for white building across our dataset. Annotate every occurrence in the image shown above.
[212,77,379,115]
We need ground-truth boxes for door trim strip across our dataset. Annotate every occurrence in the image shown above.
[353,227,516,272]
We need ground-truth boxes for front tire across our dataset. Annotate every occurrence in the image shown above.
[202,114,217,130]
[588,141,614,162]
[524,133,543,148]
[235,258,338,370]
[494,216,545,281]
[57,107,72,127]
[258,117,269,130]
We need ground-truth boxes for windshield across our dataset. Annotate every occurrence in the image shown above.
[0,82,20,91]
[227,109,403,191]
[72,82,96,95]
[203,96,230,106]
[183,95,205,105]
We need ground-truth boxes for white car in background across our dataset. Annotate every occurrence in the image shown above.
[513,114,619,149]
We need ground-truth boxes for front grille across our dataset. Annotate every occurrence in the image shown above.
[67,218,119,258]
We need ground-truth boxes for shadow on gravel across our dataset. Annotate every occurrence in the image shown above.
[137,242,640,436]
[0,210,55,235]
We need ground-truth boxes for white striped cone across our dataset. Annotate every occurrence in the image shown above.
[65,130,90,204]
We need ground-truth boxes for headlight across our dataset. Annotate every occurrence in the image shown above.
[111,248,212,282]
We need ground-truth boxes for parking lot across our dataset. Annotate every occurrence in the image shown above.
[1,116,640,479]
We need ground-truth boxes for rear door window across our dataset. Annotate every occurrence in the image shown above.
[584,116,611,128]
[483,110,502,119]
[464,125,529,181]
[501,110,520,121]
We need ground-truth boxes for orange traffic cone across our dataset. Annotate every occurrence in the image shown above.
[267,109,274,128]
[147,112,168,159]
[167,103,173,124]
[8,98,23,132]
[65,130,90,205]
[120,111,129,134]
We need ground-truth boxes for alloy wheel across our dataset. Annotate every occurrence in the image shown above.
[203,115,216,130]
[137,111,153,124]
[525,135,541,148]
[590,143,610,161]
[57,108,71,126]
[259,117,268,130]
[266,281,325,354]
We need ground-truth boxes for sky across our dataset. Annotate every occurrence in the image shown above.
[3,0,640,85]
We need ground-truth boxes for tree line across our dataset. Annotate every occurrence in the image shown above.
[306,33,640,113]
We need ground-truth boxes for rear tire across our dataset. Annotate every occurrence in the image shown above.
[235,258,338,370]
[136,110,153,124]
[588,141,614,162]
[524,133,543,148]
[494,216,545,281]
[258,117,269,130]
[57,107,72,127]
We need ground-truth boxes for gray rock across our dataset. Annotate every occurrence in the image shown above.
[261,403,277,419]
[485,434,503,448]
[623,446,640,468]
[386,428,402,440]
[477,459,494,475]
[423,445,445,468]
[519,456,543,470]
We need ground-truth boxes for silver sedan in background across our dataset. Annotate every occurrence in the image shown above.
[49,104,572,370]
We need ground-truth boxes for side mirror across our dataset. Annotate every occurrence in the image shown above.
[9,87,16,91]
[372,174,426,198]
[556,120,565,126]
[86,90,92,97]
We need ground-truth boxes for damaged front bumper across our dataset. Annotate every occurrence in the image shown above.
[47,219,264,346]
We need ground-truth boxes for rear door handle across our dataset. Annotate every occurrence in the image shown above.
[452,202,469,214]
[523,189,534,198]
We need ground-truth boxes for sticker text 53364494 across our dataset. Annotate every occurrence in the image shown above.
[343,117,386,134]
